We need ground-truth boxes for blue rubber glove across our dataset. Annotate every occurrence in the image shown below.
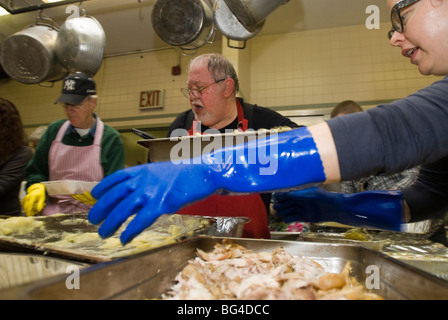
[89,127,326,244]
[273,187,404,231]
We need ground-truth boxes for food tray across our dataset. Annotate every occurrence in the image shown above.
[2,237,448,300]
[0,213,248,263]
[42,180,98,196]
[137,129,288,163]
[298,231,389,251]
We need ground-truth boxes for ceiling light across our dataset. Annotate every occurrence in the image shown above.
[41,0,66,3]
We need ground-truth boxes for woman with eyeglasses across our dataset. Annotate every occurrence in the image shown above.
[88,0,448,245]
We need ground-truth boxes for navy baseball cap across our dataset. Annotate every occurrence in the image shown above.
[55,72,96,105]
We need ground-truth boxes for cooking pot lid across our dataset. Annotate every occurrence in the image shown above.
[152,0,208,46]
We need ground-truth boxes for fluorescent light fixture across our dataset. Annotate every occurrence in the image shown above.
[0,7,9,16]
[41,0,66,3]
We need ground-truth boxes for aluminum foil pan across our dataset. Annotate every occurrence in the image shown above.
[0,213,249,263]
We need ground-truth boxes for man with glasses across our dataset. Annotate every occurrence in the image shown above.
[167,53,299,238]
[169,53,298,136]
[88,0,448,245]
[22,72,124,216]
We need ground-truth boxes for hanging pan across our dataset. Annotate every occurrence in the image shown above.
[55,15,106,76]
[223,0,289,32]
[0,18,68,84]
[214,0,263,49]
[152,0,215,55]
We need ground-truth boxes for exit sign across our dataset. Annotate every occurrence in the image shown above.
[139,90,164,110]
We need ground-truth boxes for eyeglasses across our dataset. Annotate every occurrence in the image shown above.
[387,28,395,40]
[181,79,226,99]
[389,0,420,38]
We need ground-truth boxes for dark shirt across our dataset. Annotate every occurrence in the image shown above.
[0,146,33,216]
[167,98,299,136]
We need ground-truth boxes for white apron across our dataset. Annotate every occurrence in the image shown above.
[43,119,104,215]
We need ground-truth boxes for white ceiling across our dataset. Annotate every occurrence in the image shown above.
[0,0,390,56]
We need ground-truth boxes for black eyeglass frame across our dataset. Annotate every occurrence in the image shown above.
[181,79,226,99]
[388,0,420,39]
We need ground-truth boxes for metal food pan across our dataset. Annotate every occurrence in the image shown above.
[137,129,287,163]
[1,237,448,300]
[0,214,248,263]
[0,254,87,290]
[397,259,448,281]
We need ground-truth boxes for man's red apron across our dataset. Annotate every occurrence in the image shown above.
[178,100,270,239]
[43,119,104,216]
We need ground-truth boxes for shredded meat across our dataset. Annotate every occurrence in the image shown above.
[163,239,383,300]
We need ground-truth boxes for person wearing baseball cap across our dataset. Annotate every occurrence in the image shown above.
[22,72,125,216]
[55,72,97,106]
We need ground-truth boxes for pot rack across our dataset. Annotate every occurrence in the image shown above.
[0,0,89,15]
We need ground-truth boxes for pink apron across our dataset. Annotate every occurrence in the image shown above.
[43,119,104,216]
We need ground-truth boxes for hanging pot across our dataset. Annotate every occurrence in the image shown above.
[214,0,263,49]
[152,0,215,54]
[223,0,289,32]
[55,15,106,76]
[0,21,67,84]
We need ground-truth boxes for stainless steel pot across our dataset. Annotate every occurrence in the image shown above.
[55,16,106,76]
[0,22,67,84]
[152,0,215,54]
[224,0,289,32]
[214,0,263,49]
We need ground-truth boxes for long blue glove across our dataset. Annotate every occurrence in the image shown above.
[273,187,404,231]
[89,127,326,244]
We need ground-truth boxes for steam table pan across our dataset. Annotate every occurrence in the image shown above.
[1,237,447,300]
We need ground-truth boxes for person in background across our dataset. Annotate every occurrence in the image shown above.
[87,0,448,245]
[22,72,125,216]
[0,98,33,216]
[330,100,363,118]
[167,53,300,239]
[28,125,48,152]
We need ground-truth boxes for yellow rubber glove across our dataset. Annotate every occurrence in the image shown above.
[72,192,97,205]
[21,183,46,217]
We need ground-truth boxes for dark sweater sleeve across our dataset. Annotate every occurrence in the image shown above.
[328,76,448,180]
[0,146,32,195]
[251,105,300,130]
[402,157,448,221]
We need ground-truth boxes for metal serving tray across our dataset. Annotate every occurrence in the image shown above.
[1,237,447,300]
[0,214,248,263]
[137,129,285,163]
